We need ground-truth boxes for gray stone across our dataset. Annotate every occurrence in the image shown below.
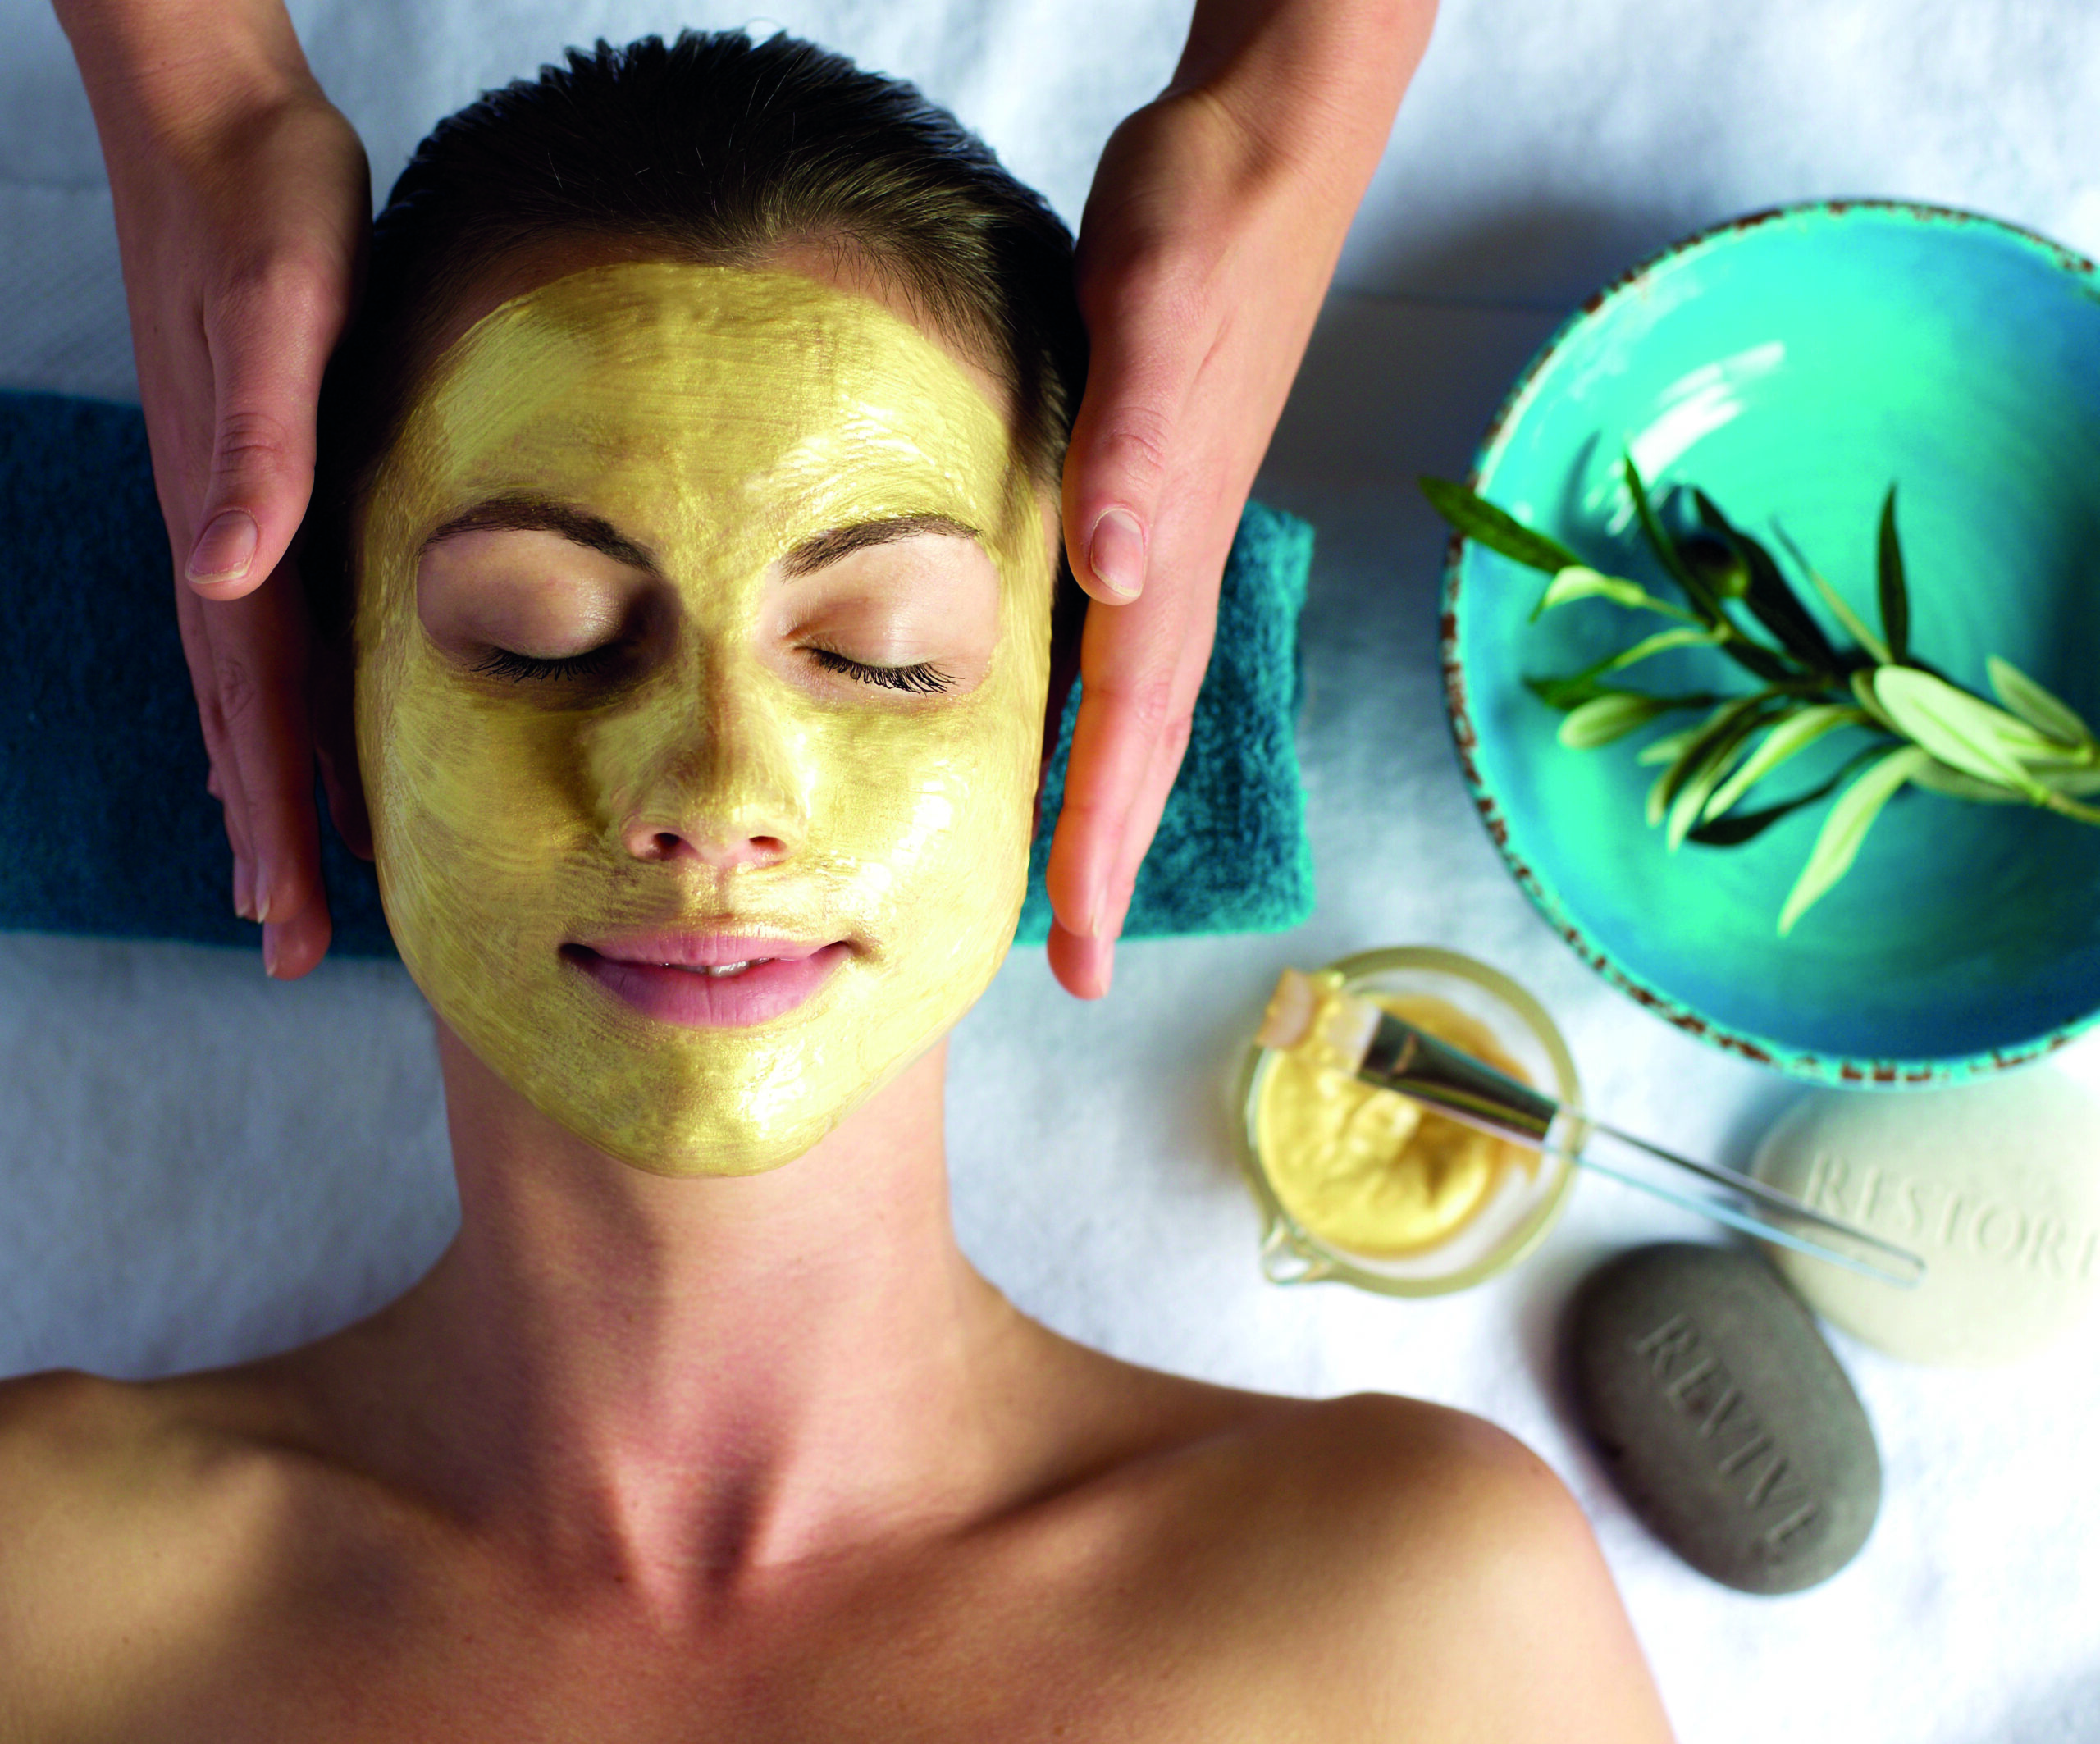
[1750,1071,2100,1367]
[1564,1242,1880,1595]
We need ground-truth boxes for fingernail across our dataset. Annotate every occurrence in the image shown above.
[1094,939,1115,998]
[262,922,280,979]
[234,857,256,922]
[254,861,272,925]
[1088,509,1146,600]
[186,510,258,585]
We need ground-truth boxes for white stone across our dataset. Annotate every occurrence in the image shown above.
[1750,1069,2100,1366]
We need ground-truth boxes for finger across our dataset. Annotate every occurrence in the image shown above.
[1045,919,1112,1001]
[182,262,344,600]
[1044,686,1194,1002]
[172,575,261,915]
[1043,585,1191,943]
[263,888,333,981]
[1102,676,1200,946]
[1047,640,1205,1000]
[1044,486,1226,931]
[201,555,333,978]
[1060,259,1203,607]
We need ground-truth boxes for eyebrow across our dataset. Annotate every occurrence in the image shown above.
[779,513,980,577]
[422,497,659,571]
[421,499,979,578]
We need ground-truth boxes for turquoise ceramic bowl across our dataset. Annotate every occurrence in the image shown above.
[1443,201,2100,1085]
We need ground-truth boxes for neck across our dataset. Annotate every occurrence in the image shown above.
[329,1021,1043,1609]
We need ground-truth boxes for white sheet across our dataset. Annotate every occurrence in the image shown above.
[5,2,2099,1736]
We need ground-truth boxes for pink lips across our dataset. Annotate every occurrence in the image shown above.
[564,934,850,1029]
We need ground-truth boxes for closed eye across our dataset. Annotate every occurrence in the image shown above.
[472,645,625,683]
[804,646,957,695]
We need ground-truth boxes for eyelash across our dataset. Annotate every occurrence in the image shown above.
[805,647,956,695]
[471,646,624,684]
[471,643,956,695]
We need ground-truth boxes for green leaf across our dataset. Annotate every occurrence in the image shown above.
[1986,654,2096,749]
[1623,464,1806,685]
[1870,667,2056,798]
[1773,524,1892,664]
[1637,725,1704,767]
[1665,709,1772,850]
[1531,565,1696,623]
[1648,733,1714,828]
[1876,488,1911,664]
[1645,763,1684,829]
[1623,456,1724,623]
[2020,747,2100,778]
[1850,668,1898,732]
[1907,758,2027,804]
[1527,669,1612,710]
[1559,692,1678,748]
[1586,626,1727,678]
[1685,750,1881,846]
[1778,746,1934,935]
[1528,635,1724,716]
[1688,799,1817,846]
[1646,695,1773,827]
[2042,792,2100,824]
[1693,491,1842,673]
[1675,532,1751,599]
[1420,477,1583,574]
[1701,703,1865,822]
[1716,634,1803,686]
[1523,673,1592,710]
[1906,746,2100,801]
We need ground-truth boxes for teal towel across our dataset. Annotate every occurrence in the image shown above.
[1016,501,1316,942]
[0,390,1313,954]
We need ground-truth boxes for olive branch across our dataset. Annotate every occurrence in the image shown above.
[1426,459,2100,934]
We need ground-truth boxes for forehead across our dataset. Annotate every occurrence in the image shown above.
[389,262,1020,540]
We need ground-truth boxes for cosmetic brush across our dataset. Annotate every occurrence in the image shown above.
[1257,969,1925,1288]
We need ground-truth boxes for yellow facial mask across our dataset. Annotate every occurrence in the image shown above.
[354,262,1053,1175]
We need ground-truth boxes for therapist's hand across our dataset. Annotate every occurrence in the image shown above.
[1048,0,1435,997]
[56,0,368,979]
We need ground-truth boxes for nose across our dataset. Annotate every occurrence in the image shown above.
[605,656,810,872]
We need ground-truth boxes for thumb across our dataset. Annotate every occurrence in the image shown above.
[183,272,339,599]
[1060,273,1202,606]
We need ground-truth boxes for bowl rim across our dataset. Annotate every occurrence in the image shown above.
[1437,197,2100,1088]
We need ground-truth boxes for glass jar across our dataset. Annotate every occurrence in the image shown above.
[1235,945,1581,1295]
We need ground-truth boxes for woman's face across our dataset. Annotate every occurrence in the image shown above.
[354,261,1055,1176]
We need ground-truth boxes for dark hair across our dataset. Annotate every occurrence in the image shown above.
[309,30,1087,732]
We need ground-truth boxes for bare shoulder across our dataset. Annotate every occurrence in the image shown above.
[0,1367,186,1603]
[1090,1386,1675,1744]
[0,1367,306,1737]
[1259,1394,1673,1742]
[0,1363,287,1554]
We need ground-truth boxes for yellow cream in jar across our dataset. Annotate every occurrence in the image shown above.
[1255,972,1539,1258]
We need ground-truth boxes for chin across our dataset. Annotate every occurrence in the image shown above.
[474,1030,865,1179]
[412,896,1018,1180]
[474,989,952,1179]
[578,1098,856,1179]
